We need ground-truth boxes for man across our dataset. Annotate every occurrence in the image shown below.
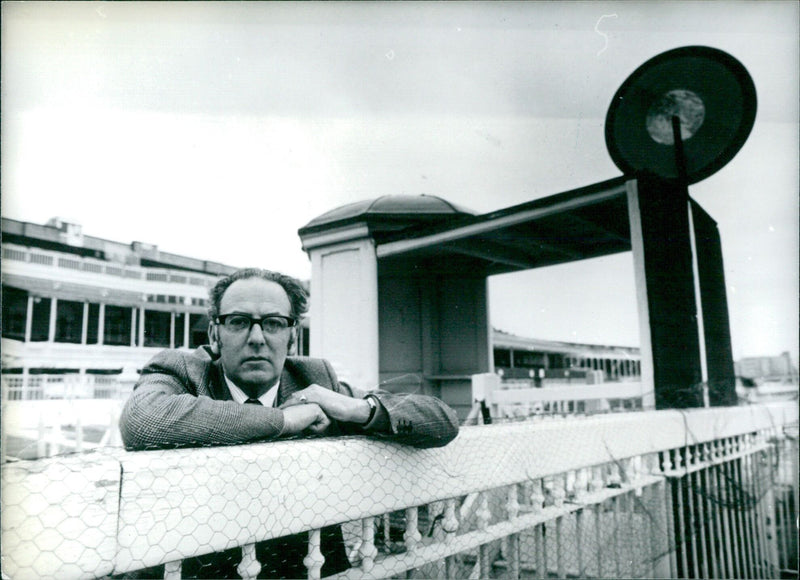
[119,268,459,578]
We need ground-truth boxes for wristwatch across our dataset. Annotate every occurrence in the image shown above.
[362,395,378,426]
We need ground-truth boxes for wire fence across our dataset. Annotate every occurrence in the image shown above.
[1,402,796,579]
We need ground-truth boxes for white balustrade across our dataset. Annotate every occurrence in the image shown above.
[0,402,796,579]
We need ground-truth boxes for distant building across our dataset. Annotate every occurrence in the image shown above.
[736,352,798,383]
[1,217,245,382]
[492,329,641,384]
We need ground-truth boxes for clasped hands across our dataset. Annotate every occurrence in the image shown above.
[278,384,372,437]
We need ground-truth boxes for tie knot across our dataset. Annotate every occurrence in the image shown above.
[244,398,263,406]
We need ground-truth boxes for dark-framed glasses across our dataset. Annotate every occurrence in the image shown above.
[216,313,297,335]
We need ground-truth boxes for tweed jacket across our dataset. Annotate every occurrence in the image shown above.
[120,346,459,451]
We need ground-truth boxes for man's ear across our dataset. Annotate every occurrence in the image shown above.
[208,322,220,355]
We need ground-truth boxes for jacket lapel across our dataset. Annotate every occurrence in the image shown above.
[276,363,303,406]
[208,358,234,401]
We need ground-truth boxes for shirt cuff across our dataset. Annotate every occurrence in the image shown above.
[361,395,390,432]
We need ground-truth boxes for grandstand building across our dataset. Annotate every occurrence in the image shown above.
[2,217,243,390]
[492,329,641,384]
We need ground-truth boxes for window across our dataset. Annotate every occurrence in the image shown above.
[189,313,209,348]
[132,308,139,346]
[1,287,27,340]
[104,305,132,346]
[55,300,83,343]
[87,303,100,344]
[173,313,186,347]
[144,310,171,347]
[493,348,512,368]
[30,297,51,342]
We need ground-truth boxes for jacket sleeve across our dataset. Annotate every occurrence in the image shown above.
[119,350,285,450]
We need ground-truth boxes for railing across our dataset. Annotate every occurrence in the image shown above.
[2,243,219,287]
[1,402,796,579]
[1,399,124,462]
[1,375,132,462]
[1,373,137,401]
[491,380,645,417]
[469,374,645,421]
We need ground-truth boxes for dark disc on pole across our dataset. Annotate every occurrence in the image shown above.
[605,46,757,184]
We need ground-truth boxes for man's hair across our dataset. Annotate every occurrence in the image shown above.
[208,268,309,321]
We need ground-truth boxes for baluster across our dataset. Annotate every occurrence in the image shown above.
[565,470,576,500]
[556,515,565,579]
[534,523,545,580]
[404,507,421,555]
[383,513,391,549]
[442,498,459,539]
[428,501,446,578]
[607,462,621,489]
[685,467,701,579]
[442,499,459,578]
[633,456,643,481]
[661,450,672,474]
[359,517,377,574]
[163,560,182,580]
[612,495,621,578]
[590,465,604,493]
[655,451,665,474]
[303,530,325,580]
[576,508,585,577]
[507,483,520,519]
[710,449,729,578]
[531,479,545,512]
[632,456,645,498]
[627,488,637,578]
[506,485,521,578]
[594,501,603,577]
[476,492,491,531]
[639,452,649,476]
[573,468,588,502]
[237,543,261,580]
[619,458,630,485]
[477,493,492,579]
[674,447,684,473]
[551,476,566,508]
[720,453,741,578]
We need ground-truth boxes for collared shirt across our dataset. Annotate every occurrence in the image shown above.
[225,374,280,407]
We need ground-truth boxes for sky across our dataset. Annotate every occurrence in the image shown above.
[1,1,797,363]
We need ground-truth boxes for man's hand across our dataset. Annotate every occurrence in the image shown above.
[281,403,331,436]
[281,384,372,425]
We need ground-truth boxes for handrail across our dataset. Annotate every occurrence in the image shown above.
[2,401,796,579]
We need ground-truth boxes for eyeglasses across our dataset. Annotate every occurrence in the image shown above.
[215,313,297,335]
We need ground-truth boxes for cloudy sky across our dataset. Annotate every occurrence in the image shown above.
[2,1,797,362]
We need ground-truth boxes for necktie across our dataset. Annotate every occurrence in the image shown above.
[245,398,263,406]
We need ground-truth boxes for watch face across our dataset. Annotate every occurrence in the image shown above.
[605,46,756,184]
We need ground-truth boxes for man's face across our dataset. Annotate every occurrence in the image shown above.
[212,278,294,397]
